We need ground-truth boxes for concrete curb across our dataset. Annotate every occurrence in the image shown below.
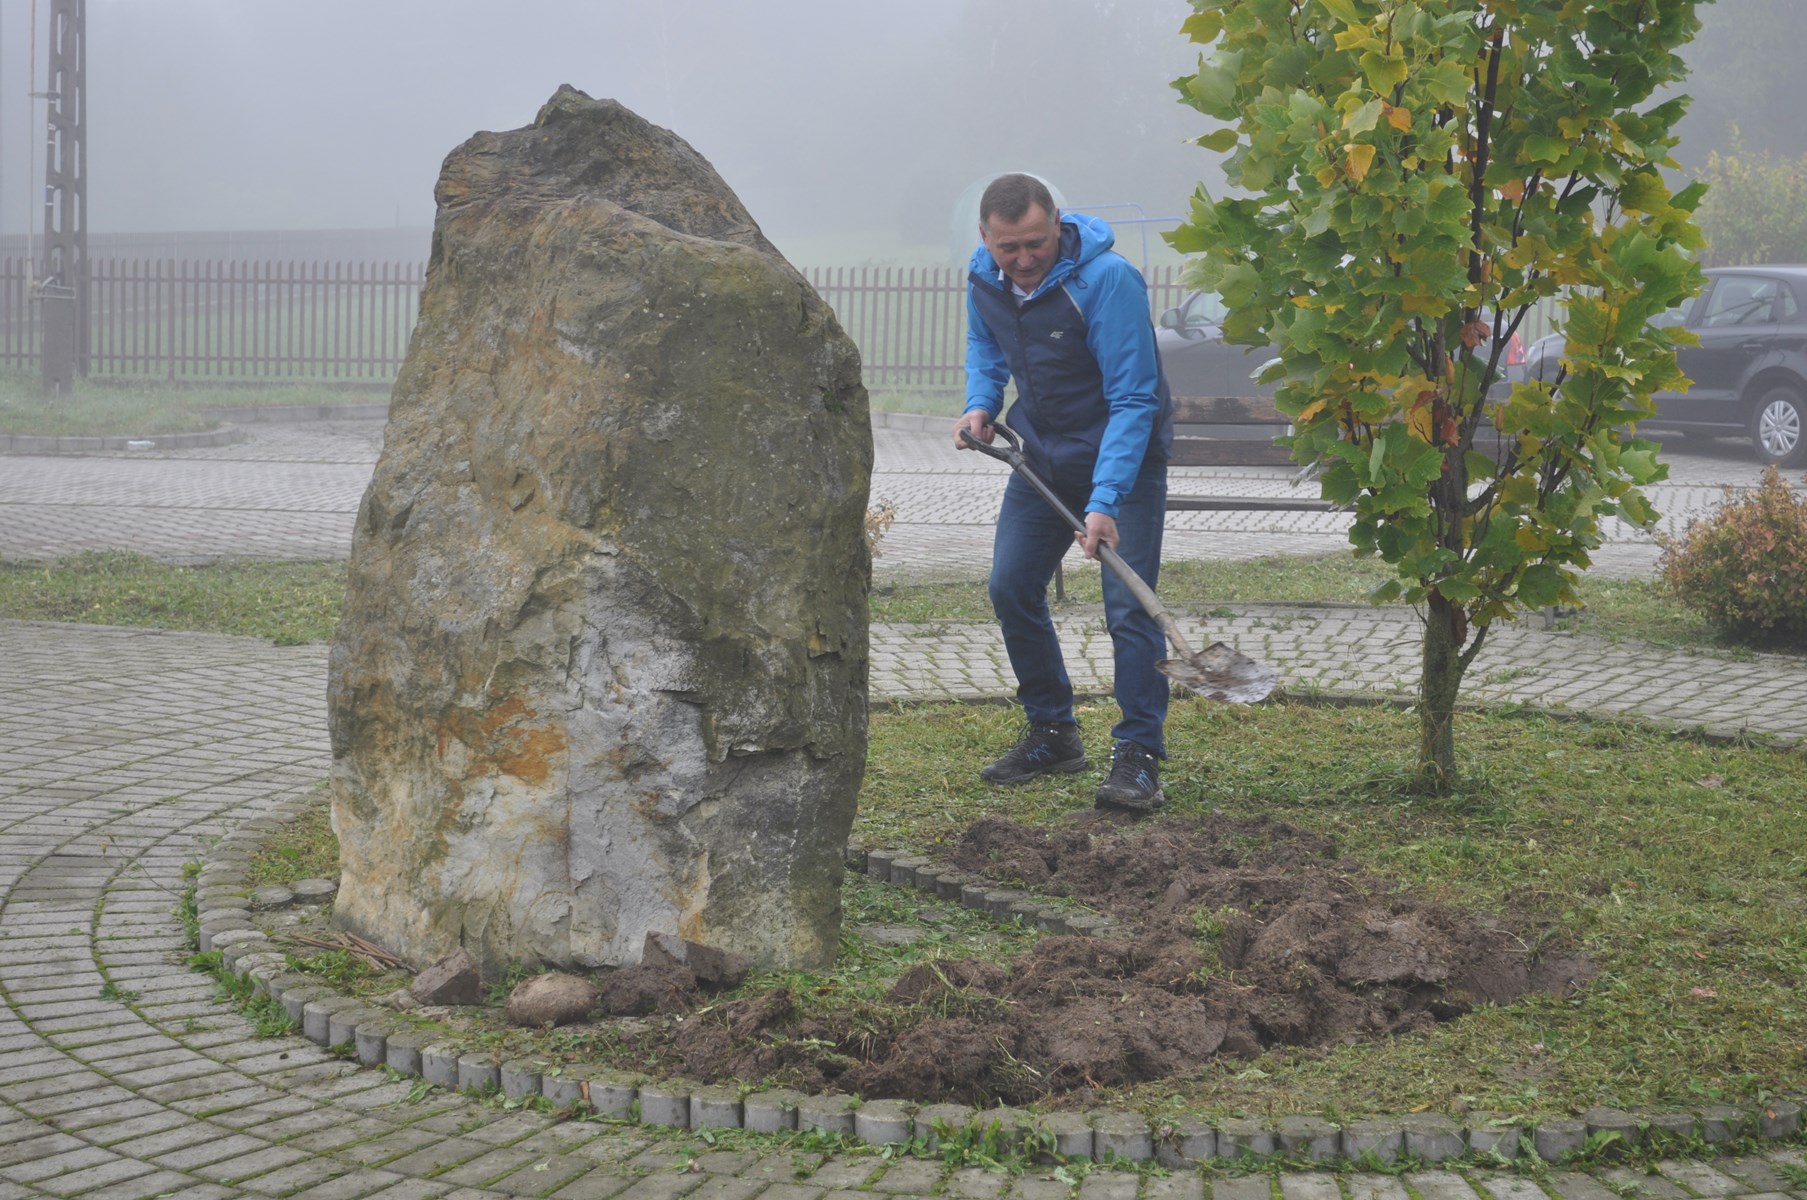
[191,793,1807,1170]
[197,401,390,423]
[0,423,248,454]
[872,410,946,433]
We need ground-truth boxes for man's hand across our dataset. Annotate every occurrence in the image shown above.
[1077,511,1119,560]
[954,409,994,451]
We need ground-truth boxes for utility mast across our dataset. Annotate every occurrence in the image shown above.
[38,0,85,393]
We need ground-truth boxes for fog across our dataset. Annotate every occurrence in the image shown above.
[0,0,1794,267]
[0,0,1212,265]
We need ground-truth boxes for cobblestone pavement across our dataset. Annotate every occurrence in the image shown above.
[3,419,1805,1196]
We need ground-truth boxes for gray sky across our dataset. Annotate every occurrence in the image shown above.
[0,1,1783,262]
[0,0,1205,259]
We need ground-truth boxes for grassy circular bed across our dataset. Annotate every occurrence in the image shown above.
[245,697,1807,1123]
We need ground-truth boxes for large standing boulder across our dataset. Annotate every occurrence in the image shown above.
[327,86,870,977]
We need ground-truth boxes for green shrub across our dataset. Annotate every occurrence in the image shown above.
[1660,467,1807,643]
[1695,131,1807,267]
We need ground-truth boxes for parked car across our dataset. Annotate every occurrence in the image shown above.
[1156,291,1526,404]
[1521,265,1807,467]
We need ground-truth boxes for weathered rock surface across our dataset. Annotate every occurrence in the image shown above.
[328,85,871,977]
[410,947,482,1006]
[506,972,603,1028]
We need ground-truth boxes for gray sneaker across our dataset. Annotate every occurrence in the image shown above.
[1094,740,1165,813]
[980,722,1087,784]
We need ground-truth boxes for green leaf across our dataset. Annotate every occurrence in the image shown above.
[1670,179,1708,214]
[1345,98,1384,135]
[1359,49,1408,93]
[1516,563,1565,609]
[1197,127,1240,152]
[1184,54,1244,119]
[1524,135,1571,165]
[1368,578,1404,604]
[1317,0,1365,25]
[1619,447,1662,485]
[1618,170,1668,214]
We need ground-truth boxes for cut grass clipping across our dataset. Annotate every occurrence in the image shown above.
[261,699,1807,1121]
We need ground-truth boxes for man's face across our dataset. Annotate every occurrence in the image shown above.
[980,204,1062,293]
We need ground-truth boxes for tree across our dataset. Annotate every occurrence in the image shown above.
[1169,0,1705,791]
[1693,134,1807,266]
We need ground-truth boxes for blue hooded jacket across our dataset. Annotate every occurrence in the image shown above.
[964,211,1172,517]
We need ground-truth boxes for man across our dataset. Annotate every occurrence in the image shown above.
[954,173,1174,813]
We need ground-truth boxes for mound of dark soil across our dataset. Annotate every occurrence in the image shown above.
[613,813,1589,1107]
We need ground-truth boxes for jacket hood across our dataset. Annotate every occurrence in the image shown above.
[967,210,1117,281]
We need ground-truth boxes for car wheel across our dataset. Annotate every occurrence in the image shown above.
[1749,386,1807,467]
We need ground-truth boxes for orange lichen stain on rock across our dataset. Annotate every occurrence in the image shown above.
[437,694,568,786]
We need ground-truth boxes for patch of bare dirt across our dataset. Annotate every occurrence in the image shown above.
[593,813,1590,1107]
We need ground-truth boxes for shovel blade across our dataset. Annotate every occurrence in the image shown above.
[1158,642,1278,705]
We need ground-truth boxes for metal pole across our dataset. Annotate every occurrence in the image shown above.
[38,0,83,393]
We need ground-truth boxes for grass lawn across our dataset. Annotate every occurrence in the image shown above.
[0,553,346,644]
[0,550,1767,659]
[0,370,384,437]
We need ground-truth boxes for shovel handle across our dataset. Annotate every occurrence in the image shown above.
[960,423,1200,660]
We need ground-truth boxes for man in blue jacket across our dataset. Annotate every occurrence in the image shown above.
[953,173,1174,813]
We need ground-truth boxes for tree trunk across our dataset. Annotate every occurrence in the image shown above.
[1417,590,1466,794]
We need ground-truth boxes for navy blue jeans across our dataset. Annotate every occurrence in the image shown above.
[987,466,1169,757]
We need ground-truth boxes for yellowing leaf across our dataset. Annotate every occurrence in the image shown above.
[1498,178,1526,203]
[1385,104,1413,132]
[1516,527,1549,553]
[1359,48,1408,92]
[1333,28,1372,52]
[1315,165,1340,188]
[1296,399,1330,422]
[1180,11,1224,43]
[1406,402,1436,443]
[1346,142,1377,182]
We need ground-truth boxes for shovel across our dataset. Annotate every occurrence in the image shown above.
[960,421,1278,704]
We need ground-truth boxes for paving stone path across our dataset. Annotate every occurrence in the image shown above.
[2,418,1804,1197]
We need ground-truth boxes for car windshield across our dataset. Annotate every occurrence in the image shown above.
[1179,292,1228,329]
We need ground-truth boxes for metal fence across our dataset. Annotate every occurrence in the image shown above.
[0,256,1554,389]
[0,257,426,382]
[803,264,1190,390]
